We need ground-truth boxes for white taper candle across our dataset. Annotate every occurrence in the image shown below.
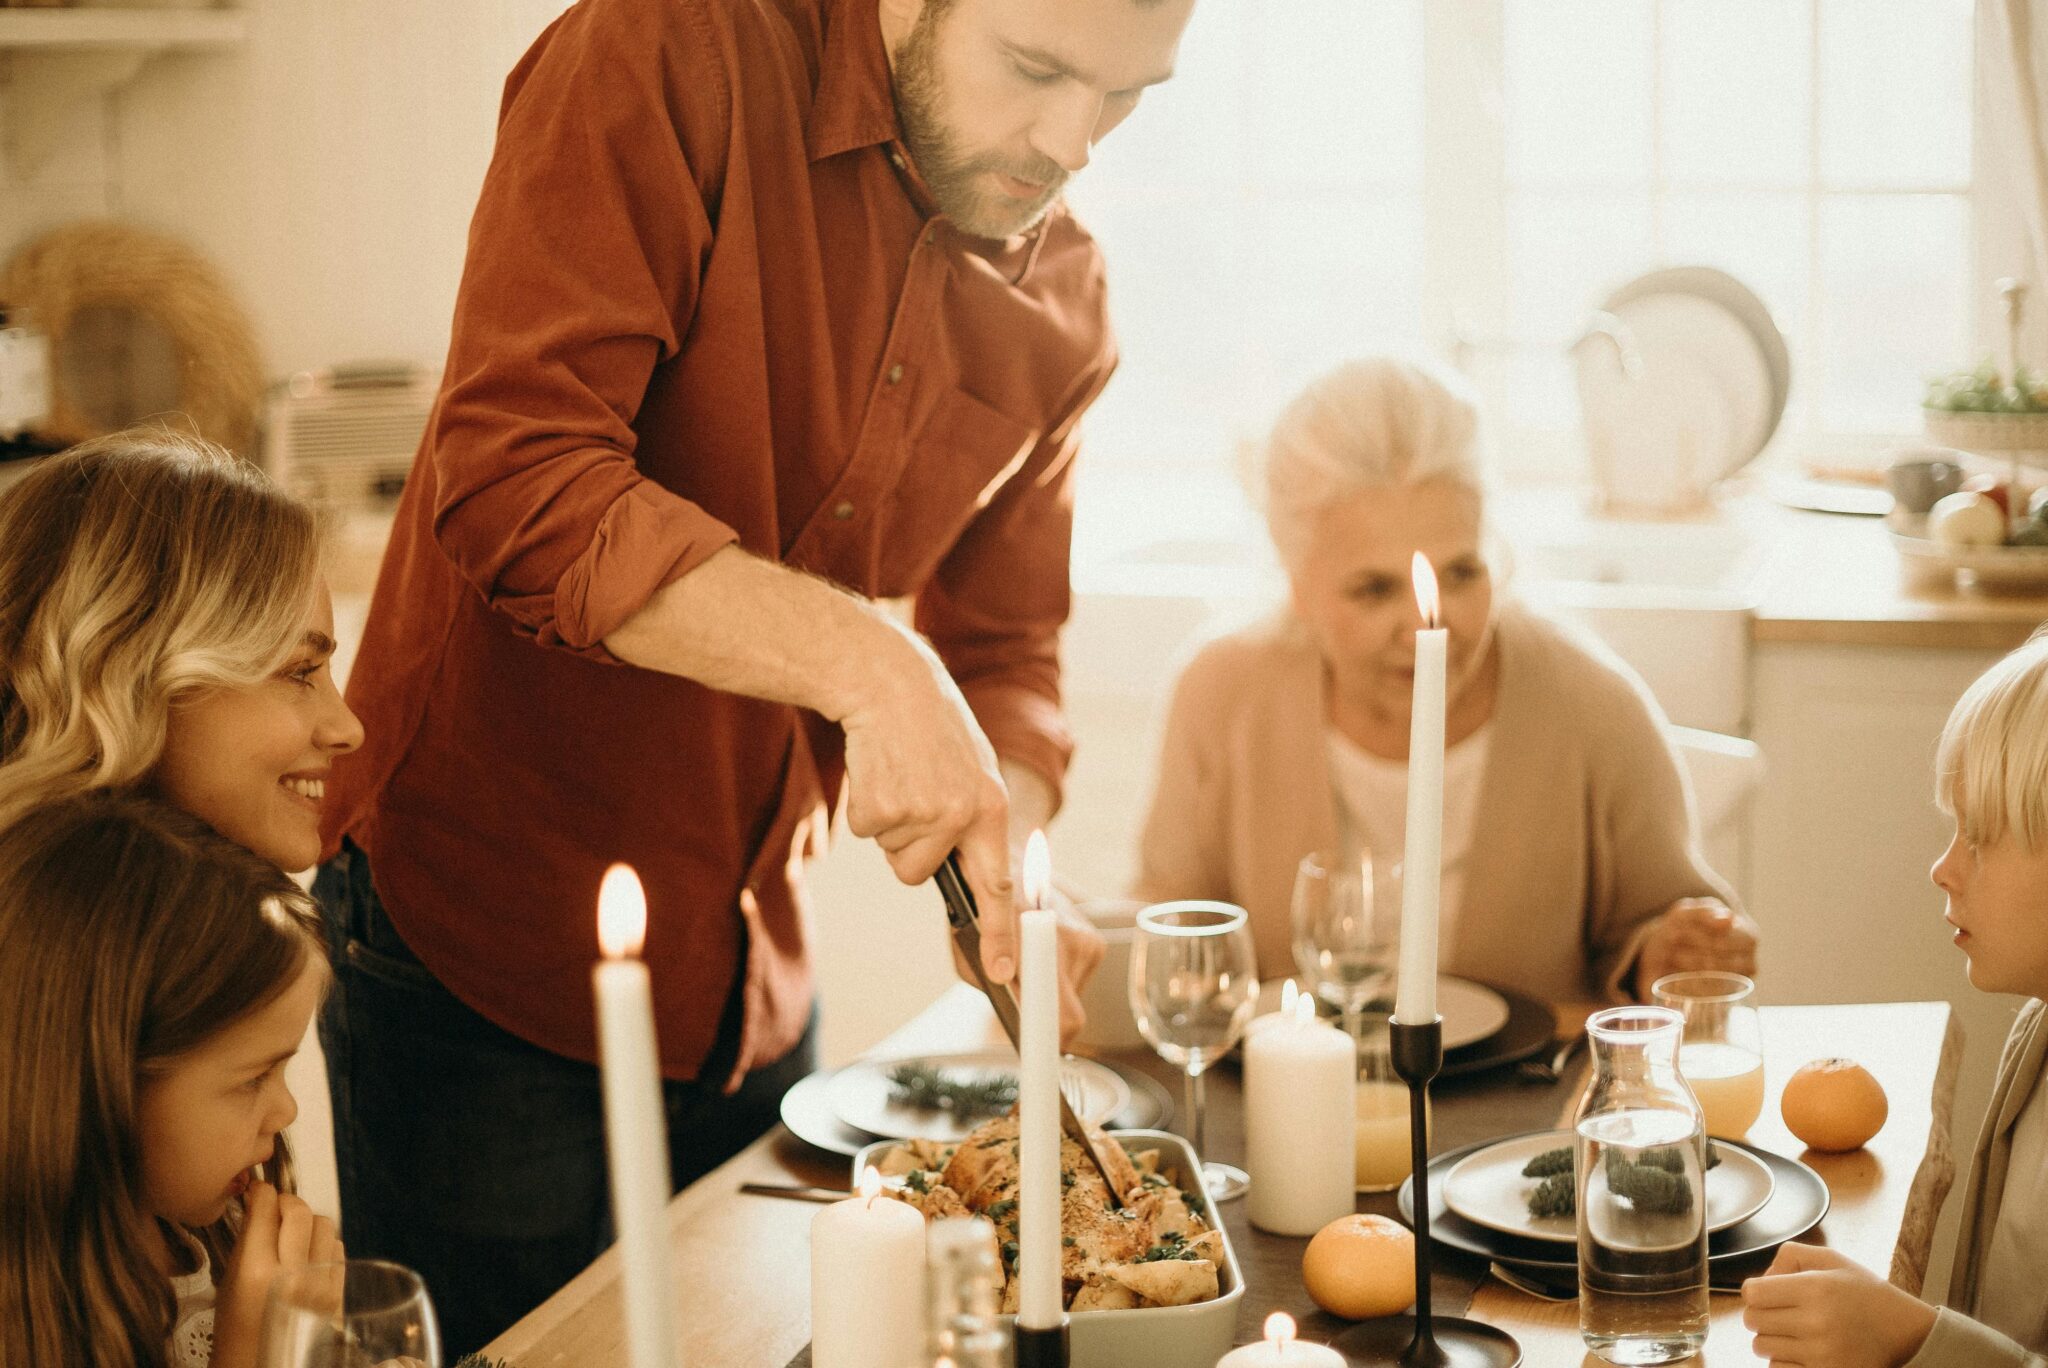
[1394,553,1446,1026]
[593,864,678,1368]
[1018,830,1063,1329]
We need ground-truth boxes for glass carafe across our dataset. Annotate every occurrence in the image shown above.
[1575,1006,1709,1365]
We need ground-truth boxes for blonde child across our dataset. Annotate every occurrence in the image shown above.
[1740,633,2048,1367]
[0,793,340,1368]
[0,427,362,869]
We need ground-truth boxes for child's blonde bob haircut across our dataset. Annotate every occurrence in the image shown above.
[1937,628,2048,851]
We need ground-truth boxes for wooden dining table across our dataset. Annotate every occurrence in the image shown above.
[482,985,1962,1367]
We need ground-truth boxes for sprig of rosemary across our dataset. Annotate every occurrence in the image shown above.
[886,1064,1018,1121]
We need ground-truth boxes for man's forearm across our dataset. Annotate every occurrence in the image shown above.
[602,544,913,720]
[1000,757,1059,852]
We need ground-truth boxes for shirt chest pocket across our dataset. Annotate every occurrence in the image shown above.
[876,386,1039,592]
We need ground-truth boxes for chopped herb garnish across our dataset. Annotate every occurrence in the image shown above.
[903,1169,930,1194]
[886,1064,1018,1121]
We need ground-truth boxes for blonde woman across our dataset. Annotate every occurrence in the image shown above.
[1132,357,1757,1003]
[0,429,363,868]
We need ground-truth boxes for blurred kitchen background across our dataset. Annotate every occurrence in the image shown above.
[1,0,2042,1298]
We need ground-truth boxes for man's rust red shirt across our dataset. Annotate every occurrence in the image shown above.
[321,0,1116,1085]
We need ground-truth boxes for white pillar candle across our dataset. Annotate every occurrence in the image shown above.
[1244,984,1355,1235]
[1394,552,1447,1027]
[593,864,678,1368]
[1215,1312,1348,1366]
[810,1166,927,1368]
[1018,831,1064,1329]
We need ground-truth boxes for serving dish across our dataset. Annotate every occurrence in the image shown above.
[852,1129,1243,1368]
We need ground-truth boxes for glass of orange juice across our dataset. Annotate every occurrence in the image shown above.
[1653,971,1765,1139]
[1354,1017,1429,1191]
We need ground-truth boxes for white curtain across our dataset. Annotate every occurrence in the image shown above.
[1987,1,2048,349]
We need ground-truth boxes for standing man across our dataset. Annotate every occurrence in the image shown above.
[315,0,1197,1352]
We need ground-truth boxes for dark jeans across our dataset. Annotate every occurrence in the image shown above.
[312,840,817,1358]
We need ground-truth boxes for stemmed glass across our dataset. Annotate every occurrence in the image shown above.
[1129,900,1260,1201]
[1289,850,1398,1044]
[258,1259,441,1368]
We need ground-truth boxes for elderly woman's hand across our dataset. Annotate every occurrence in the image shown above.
[1632,898,1759,998]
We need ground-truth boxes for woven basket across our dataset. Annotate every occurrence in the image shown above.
[0,220,262,455]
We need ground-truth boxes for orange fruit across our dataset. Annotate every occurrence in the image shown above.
[1302,1213,1416,1320]
[1780,1058,1888,1152]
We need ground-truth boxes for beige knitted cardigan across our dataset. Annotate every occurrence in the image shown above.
[1131,602,1735,1004]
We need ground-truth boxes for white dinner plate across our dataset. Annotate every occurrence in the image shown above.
[1255,975,1511,1052]
[826,1049,1130,1144]
[1442,1128,1775,1244]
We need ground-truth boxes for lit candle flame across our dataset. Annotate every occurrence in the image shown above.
[859,1164,883,1206]
[1280,978,1299,1018]
[1264,1311,1296,1349]
[1294,989,1315,1026]
[1411,551,1441,629]
[597,863,647,960]
[1022,829,1052,910]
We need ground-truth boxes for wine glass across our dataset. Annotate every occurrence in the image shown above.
[1128,900,1259,1201]
[1290,850,1399,1044]
[1653,970,1766,1139]
[258,1259,441,1368]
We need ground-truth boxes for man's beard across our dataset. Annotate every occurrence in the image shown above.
[892,7,1069,240]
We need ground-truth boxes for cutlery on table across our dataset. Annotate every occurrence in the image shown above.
[1518,1031,1587,1085]
[740,1182,853,1204]
[935,852,1123,1193]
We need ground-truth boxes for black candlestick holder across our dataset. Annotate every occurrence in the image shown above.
[1331,1017,1521,1368]
[1013,1317,1069,1368]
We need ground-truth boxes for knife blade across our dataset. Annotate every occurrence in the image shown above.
[935,851,1123,1195]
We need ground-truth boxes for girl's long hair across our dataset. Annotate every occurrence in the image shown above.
[0,794,325,1368]
[0,428,320,832]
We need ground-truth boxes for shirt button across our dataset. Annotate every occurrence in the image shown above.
[889,149,906,170]
[886,363,904,385]
[833,501,855,521]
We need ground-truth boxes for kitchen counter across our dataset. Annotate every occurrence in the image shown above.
[1496,483,2048,652]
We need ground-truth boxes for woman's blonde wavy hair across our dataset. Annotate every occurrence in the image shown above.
[0,428,320,832]
[1937,628,2048,852]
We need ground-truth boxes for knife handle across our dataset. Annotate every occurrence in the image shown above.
[936,851,979,931]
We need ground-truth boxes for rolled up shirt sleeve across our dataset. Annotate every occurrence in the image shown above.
[425,0,740,660]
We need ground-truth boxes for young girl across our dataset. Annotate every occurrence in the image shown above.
[1740,633,2048,1367]
[0,792,340,1368]
[0,427,362,869]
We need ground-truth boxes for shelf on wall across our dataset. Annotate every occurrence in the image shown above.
[0,7,247,178]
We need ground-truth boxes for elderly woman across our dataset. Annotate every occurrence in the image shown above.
[1132,356,1758,1003]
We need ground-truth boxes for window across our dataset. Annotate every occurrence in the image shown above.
[1068,0,1979,557]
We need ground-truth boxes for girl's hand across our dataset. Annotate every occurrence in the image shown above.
[1740,1242,1937,1368]
[209,1182,345,1368]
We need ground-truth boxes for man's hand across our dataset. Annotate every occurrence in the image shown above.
[1740,1242,1937,1368]
[1634,898,1759,998]
[211,1182,345,1368]
[841,630,1017,982]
